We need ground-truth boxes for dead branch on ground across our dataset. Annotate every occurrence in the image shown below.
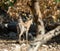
[28,26,60,51]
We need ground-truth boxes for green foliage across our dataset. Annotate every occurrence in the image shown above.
[55,0,60,3]
[0,0,16,10]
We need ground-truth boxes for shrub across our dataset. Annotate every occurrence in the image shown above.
[0,0,16,10]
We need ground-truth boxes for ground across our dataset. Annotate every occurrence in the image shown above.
[0,41,60,51]
[0,33,60,51]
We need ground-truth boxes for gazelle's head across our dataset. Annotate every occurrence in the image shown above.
[18,11,33,23]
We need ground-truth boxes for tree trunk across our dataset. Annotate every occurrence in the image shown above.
[30,0,45,35]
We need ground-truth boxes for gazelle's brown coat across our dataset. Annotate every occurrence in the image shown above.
[18,16,33,43]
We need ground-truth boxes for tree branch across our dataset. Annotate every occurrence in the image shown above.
[28,26,60,51]
[34,26,60,42]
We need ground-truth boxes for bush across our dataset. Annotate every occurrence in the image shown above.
[0,0,16,10]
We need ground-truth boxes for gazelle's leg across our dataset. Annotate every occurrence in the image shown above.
[19,31,24,43]
[19,24,25,43]
[26,29,29,43]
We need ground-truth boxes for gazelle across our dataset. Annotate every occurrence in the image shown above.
[18,15,33,43]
